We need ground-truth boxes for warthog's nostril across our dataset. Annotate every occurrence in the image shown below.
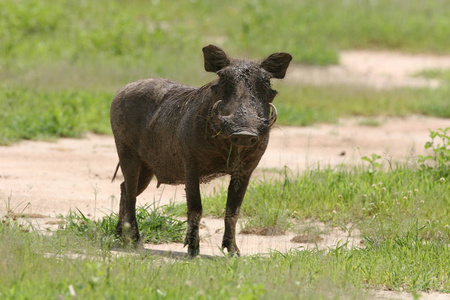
[230,131,259,147]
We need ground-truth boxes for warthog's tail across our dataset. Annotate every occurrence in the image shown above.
[111,162,120,183]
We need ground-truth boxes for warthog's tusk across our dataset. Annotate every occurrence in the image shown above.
[212,100,223,120]
[268,103,277,127]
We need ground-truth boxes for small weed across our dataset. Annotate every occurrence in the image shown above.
[1,213,33,233]
[1,199,34,232]
[361,153,383,176]
[418,127,450,177]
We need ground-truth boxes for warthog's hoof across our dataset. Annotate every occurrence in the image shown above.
[186,248,200,259]
[222,240,241,257]
[184,239,200,258]
[115,221,140,246]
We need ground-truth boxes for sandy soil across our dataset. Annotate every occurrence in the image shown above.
[286,51,450,89]
[1,50,450,299]
[288,50,450,89]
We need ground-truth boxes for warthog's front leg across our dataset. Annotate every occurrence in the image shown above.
[222,174,251,256]
[184,169,202,258]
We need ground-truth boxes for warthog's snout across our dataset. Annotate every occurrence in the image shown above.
[230,131,259,147]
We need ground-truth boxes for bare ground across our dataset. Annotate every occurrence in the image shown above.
[287,50,450,89]
[1,50,450,299]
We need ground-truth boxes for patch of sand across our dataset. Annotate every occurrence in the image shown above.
[288,50,450,89]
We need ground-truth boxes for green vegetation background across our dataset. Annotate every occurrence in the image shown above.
[1,0,450,144]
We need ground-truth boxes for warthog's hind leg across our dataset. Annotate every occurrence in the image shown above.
[115,145,153,244]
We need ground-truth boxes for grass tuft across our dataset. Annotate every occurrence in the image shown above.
[60,203,186,246]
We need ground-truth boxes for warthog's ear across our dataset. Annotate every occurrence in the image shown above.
[260,52,293,79]
[202,45,231,73]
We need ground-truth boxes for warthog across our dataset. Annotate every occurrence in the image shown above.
[110,45,292,257]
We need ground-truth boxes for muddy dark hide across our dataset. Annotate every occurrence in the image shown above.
[110,45,292,257]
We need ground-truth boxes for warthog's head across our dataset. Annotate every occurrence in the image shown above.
[204,45,292,147]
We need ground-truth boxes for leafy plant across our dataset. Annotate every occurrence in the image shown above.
[361,153,382,175]
[418,127,450,177]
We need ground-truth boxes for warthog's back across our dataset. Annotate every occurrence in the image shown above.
[111,78,180,145]
[110,78,202,185]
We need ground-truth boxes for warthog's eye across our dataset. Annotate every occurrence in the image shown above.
[258,78,278,102]
[211,84,220,92]
[267,89,278,102]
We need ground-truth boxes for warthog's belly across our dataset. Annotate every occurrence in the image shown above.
[148,154,228,187]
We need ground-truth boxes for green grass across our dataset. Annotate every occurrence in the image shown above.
[1,213,449,298]
[2,0,450,92]
[2,83,449,145]
[2,0,450,143]
[0,86,112,144]
[275,83,450,126]
[2,0,450,73]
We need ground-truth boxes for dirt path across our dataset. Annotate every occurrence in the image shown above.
[1,115,448,235]
[288,50,450,89]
